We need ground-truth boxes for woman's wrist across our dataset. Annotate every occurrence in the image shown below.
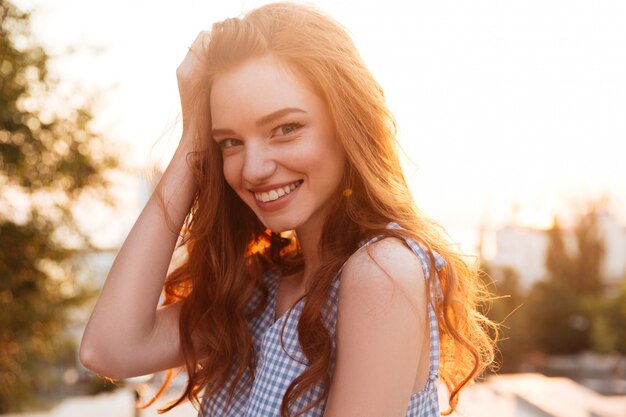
[178,129,197,153]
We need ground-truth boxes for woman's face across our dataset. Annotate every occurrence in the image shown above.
[210,54,345,234]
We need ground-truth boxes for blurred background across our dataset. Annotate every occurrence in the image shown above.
[1,0,625,416]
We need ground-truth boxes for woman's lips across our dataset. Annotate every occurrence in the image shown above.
[251,180,303,212]
[253,180,303,203]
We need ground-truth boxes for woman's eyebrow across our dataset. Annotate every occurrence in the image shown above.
[256,107,307,127]
[211,128,236,137]
[211,107,307,137]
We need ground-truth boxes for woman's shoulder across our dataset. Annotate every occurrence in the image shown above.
[329,236,431,405]
[343,236,425,289]
[335,225,446,310]
[338,236,428,309]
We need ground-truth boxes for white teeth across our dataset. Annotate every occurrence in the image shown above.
[254,181,301,202]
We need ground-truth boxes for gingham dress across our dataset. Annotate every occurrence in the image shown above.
[199,224,446,417]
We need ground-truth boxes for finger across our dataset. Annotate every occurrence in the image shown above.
[192,31,211,49]
[187,31,211,60]
[186,45,201,60]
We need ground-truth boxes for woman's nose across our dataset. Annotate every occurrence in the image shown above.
[242,144,277,185]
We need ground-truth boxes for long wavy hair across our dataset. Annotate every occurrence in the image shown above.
[146,2,497,416]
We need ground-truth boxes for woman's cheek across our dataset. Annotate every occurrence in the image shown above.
[222,158,239,190]
[282,138,321,167]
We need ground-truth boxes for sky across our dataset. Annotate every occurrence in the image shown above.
[15,0,626,256]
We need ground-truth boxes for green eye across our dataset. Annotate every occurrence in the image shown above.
[219,138,241,148]
[277,123,302,136]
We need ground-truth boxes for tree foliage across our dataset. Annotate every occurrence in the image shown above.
[572,210,605,296]
[527,205,607,355]
[545,209,605,296]
[525,279,590,354]
[1,0,118,411]
[481,203,622,371]
[607,280,626,354]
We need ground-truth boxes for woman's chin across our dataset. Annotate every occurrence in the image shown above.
[262,221,297,234]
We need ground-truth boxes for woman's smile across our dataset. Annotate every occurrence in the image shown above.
[251,179,303,203]
[250,179,304,212]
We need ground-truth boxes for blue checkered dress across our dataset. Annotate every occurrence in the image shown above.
[199,224,446,417]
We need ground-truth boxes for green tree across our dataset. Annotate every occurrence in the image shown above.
[572,209,605,296]
[545,209,605,296]
[1,1,118,411]
[525,279,589,354]
[526,207,607,355]
[544,217,574,287]
[607,279,626,354]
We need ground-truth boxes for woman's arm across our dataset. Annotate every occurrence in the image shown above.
[323,238,429,417]
[79,32,210,380]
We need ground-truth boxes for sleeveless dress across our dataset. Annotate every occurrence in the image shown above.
[199,223,446,417]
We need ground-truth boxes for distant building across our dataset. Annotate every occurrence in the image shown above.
[490,210,626,290]
[491,226,550,289]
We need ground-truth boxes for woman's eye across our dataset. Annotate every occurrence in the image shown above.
[276,123,302,136]
[218,138,241,149]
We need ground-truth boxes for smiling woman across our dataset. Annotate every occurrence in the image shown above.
[211,54,344,234]
[79,2,497,417]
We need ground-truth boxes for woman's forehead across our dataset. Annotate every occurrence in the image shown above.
[210,55,323,128]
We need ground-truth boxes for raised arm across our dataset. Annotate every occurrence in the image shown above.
[79,32,211,379]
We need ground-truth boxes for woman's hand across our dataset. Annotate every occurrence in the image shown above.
[177,31,211,139]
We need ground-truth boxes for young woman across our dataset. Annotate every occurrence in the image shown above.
[80,3,496,417]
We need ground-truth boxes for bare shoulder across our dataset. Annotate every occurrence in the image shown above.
[336,236,428,327]
[325,237,429,415]
[341,237,425,304]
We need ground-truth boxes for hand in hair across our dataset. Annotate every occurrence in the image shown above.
[177,31,211,139]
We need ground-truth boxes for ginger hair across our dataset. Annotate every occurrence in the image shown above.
[145,3,496,416]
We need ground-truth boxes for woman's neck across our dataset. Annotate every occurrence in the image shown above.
[294,223,322,290]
